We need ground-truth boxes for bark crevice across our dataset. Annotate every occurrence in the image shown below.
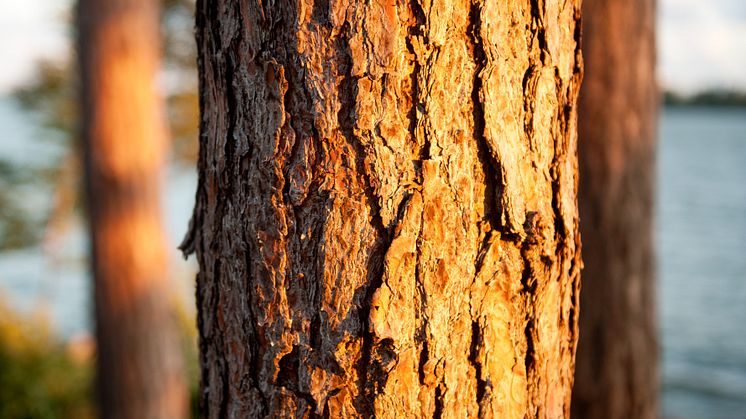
[468,0,501,235]
[469,319,487,415]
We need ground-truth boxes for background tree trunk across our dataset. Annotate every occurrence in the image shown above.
[571,0,658,417]
[77,0,188,417]
[184,0,582,417]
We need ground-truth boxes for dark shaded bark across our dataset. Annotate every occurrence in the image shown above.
[571,0,658,417]
[184,0,583,417]
[77,0,188,417]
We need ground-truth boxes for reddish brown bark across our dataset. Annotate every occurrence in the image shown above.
[184,0,583,417]
[571,0,658,417]
[77,0,188,417]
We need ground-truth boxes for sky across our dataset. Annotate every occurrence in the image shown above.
[0,0,745,95]
[0,0,68,95]
[659,0,746,92]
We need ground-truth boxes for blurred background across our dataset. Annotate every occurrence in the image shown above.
[0,0,744,417]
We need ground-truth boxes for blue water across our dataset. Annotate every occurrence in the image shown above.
[1,97,745,417]
[658,107,746,419]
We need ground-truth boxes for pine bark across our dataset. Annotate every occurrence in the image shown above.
[77,0,188,417]
[184,0,582,417]
[571,0,658,417]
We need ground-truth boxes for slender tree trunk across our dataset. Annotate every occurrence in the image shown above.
[184,0,582,417]
[77,0,188,417]
[571,0,658,417]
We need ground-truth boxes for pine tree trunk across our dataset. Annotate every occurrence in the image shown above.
[77,0,188,417]
[571,0,658,417]
[184,1,582,417]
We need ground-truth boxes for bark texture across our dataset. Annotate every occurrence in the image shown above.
[571,0,658,417]
[78,0,188,417]
[184,0,582,417]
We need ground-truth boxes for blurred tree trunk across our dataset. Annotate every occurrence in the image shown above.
[183,0,582,417]
[77,0,188,417]
[571,0,658,418]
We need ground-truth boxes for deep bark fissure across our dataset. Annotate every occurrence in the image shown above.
[222,43,239,194]
[573,12,583,75]
[520,243,539,417]
[433,381,445,419]
[281,78,305,206]
[408,0,428,173]
[218,361,230,419]
[468,1,500,233]
[551,162,567,243]
[520,245,537,294]
[523,318,536,379]
[417,338,430,386]
[209,258,229,419]
[521,65,539,149]
[242,237,267,413]
[357,257,386,415]
[469,319,486,414]
[528,0,548,63]
[567,250,581,365]
[414,211,430,390]
[311,0,331,25]
[467,4,491,414]
[336,26,386,236]
[277,346,320,415]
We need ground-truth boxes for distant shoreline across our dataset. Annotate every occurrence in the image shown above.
[663,89,746,108]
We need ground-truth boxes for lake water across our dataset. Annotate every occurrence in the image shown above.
[1,98,745,418]
[658,107,746,418]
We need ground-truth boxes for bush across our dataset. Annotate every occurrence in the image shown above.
[0,300,94,419]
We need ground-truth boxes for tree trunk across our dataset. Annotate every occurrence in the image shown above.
[77,0,188,417]
[184,0,582,417]
[571,0,658,418]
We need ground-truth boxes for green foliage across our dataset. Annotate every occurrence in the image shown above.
[0,60,77,250]
[0,150,78,250]
[0,159,43,249]
[0,295,202,418]
[0,300,94,419]
[14,61,78,138]
[663,88,746,107]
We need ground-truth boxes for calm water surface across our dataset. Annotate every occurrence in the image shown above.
[1,98,745,417]
[658,107,746,419]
